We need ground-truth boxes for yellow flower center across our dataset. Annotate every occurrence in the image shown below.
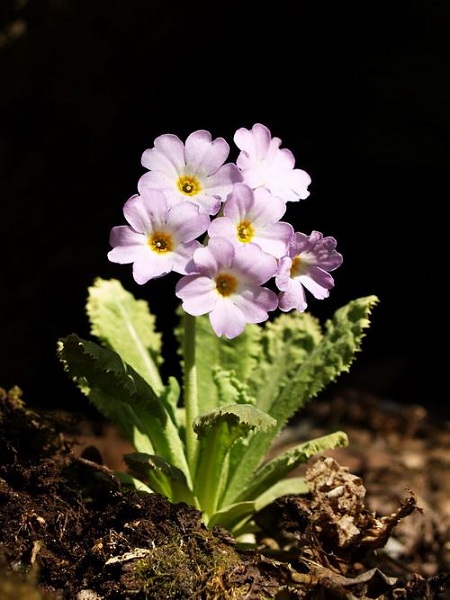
[290,256,303,277]
[149,231,173,253]
[215,273,238,297]
[236,220,254,243]
[177,175,202,197]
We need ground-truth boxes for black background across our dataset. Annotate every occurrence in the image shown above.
[1,1,448,417]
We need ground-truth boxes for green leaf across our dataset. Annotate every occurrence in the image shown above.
[124,452,198,506]
[114,472,154,493]
[175,309,262,415]
[207,478,308,538]
[222,296,379,506]
[213,368,256,407]
[57,333,166,424]
[206,501,257,531]
[248,311,323,414]
[57,334,191,486]
[193,404,276,517]
[235,431,349,503]
[86,277,164,394]
[253,477,309,511]
[194,403,276,437]
[269,295,380,427]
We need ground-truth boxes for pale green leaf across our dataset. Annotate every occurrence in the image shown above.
[269,295,380,427]
[193,404,276,517]
[86,277,164,394]
[57,334,191,485]
[212,368,256,406]
[226,477,310,539]
[248,311,323,413]
[235,431,349,503]
[124,452,197,506]
[206,501,257,531]
[194,403,276,436]
[114,472,154,493]
[253,476,309,511]
[222,296,379,506]
[175,309,261,414]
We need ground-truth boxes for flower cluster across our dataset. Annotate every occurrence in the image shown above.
[108,123,343,338]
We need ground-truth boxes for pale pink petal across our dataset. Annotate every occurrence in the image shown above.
[207,217,236,240]
[249,187,287,223]
[209,299,247,338]
[267,168,312,201]
[121,194,151,233]
[171,240,203,274]
[234,123,272,162]
[223,183,254,221]
[201,163,243,194]
[307,265,336,289]
[123,191,168,231]
[138,171,178,198]
[141,134,185,176]
[233,287,278,321]
[197,238,235,272]
[253,221,294,258]
[132,251,173,285]
[185,130,230,174]
[108,226,145,264]
[168,202,210,242]
[232,244,277,284]
[269,147,296,171]
[187,193,222,216]
[300,273,332,300]
[175,275,217,315]
[278,279,307,312]
[275,256,293,291]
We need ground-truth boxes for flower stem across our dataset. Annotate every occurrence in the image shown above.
[183,312,199,472]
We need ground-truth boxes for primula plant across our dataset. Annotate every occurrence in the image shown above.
[57,123,378,540]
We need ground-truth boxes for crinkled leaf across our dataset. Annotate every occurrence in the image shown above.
[86,277,164,394]
[175,309,261,415]
[57,333,165,423]
[213,367,256,407]
[269,295,379,426]
[248,311,323,413]
[194,403,275,437]
[193,404,276,517]
[235,431,349,503]
[222,296,379,507]
[57,334,190,484]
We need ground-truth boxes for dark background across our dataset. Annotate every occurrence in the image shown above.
[1,1,448,418]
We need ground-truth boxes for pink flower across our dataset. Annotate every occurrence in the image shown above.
[275,231,343,312]
[234,123,311,202]
[138,130,242,216]
[207,183,294,259]
[175,237,278,339]
[108,189,210,284]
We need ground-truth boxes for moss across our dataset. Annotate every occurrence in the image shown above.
[131,531,252,599]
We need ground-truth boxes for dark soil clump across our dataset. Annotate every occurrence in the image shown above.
[1,386,449,599]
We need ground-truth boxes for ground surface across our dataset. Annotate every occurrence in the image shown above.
[0,386,449,599]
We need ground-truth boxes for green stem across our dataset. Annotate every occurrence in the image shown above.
[194,428,223,519]
[183,312,199,472]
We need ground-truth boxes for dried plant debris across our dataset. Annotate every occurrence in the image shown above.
[0,386,450,598]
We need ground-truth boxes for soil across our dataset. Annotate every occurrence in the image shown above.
[0,385,449,599]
